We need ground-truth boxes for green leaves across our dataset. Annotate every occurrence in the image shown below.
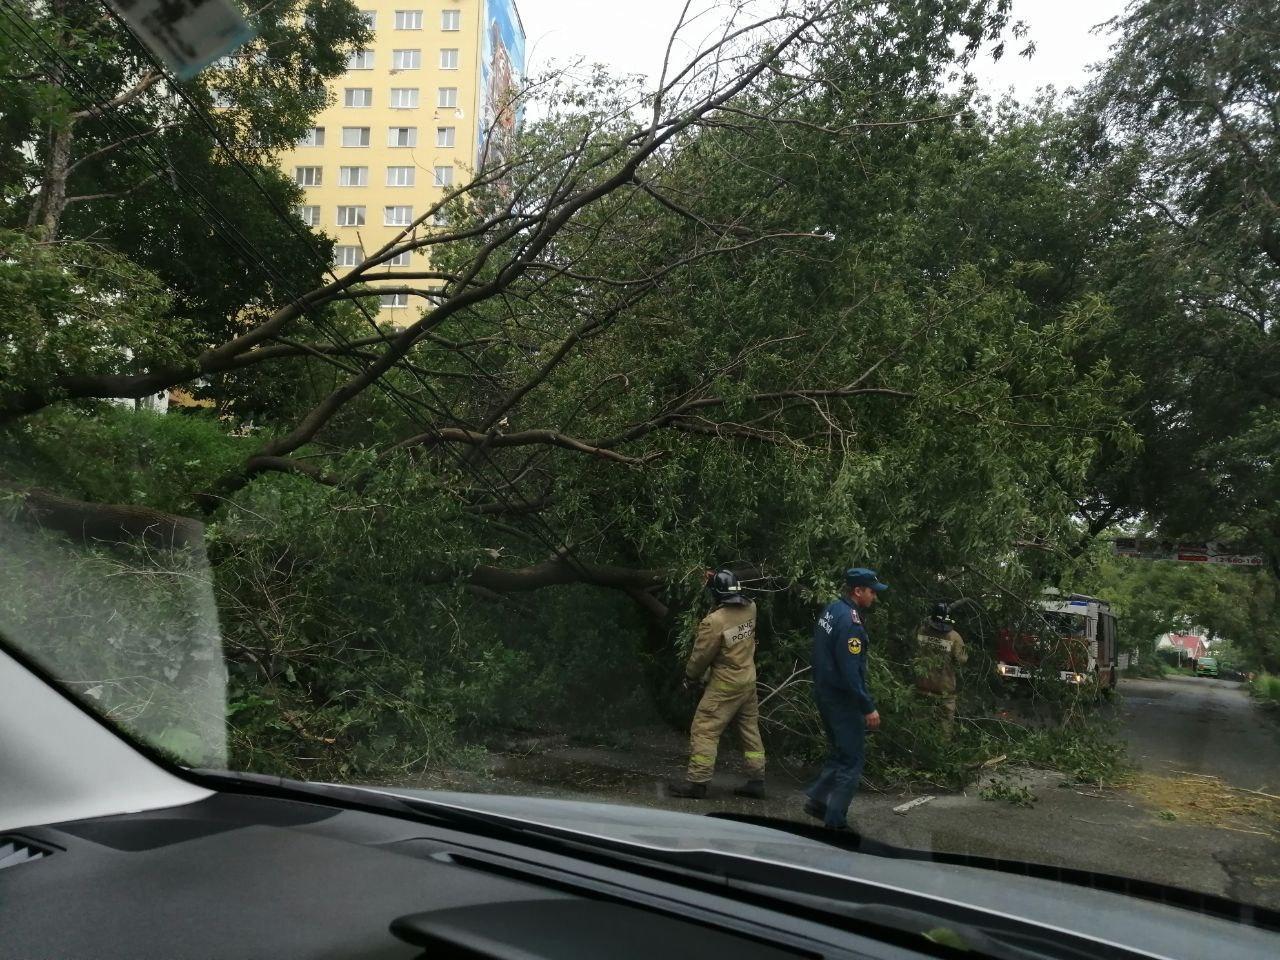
[0,229,185,406]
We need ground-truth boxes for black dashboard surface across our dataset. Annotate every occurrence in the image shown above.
[0,793,842,960]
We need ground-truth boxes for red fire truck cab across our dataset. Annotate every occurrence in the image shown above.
[996,592,1119,690]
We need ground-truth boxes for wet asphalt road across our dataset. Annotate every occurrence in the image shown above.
[1120,676,1280,791]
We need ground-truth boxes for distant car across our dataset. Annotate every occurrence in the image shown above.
[1196,657,1220,678]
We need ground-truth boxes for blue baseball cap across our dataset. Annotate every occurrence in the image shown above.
[845,567,889,592]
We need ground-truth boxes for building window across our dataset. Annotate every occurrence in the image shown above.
[339,165,369,186]
[388,126,418,147]
[395,10,422,30]
[341,126,371,147]
[294,165,322,186]
[435,126,455,148]
[359,11,375,29]
[296,204,321,226]
[387,251,412,266]
[437,86,458,108]
[336,205,366,226]
[347,49,374,70]
[386,166,416,187]
[441,9,460,31]
[392,49,421,70]
[390,87,420,109]
[380,293,409,308]
[433,165,454,187]
[299,126,325,147]
[439,48,459,70]
[335,245,364,267]
[433,209,450,226]
[384,205,414,226]
[344,87,373,108]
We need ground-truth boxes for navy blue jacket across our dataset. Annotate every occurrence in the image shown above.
[812,597,876,714]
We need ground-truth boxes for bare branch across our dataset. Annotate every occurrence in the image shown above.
[71,70,161,120]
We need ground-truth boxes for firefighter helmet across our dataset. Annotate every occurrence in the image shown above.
[707,569,748,606]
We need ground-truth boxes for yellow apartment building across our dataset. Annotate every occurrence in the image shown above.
[277,0,526,325]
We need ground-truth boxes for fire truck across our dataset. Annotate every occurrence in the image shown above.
[996,591,1119,691]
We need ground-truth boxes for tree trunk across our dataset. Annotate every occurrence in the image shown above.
[37,119,74,240]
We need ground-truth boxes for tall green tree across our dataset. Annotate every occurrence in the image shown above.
[0,0,368,342]
[1080,0,1280,568]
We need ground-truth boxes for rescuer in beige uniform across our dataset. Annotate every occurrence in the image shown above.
[668,570,766,800]
[914,602,967,734]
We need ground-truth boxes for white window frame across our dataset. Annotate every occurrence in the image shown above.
[335,245,364,267]
[390,88,420,109]
[336,205,366,227]
[435,126,455,148]
[392,49,421,70]
[344,87,373,108]
[380,293,410,309]
[294,165,323,186]
[360,11,376,29]
[339,165,369,187]
[384,205,414,226]
[387,251,412,266]
[386,166,416,187]
[299,126,325,147]
[433,165,454,187]
[388,126,418,147]
[441,9,460,31]
[439,48,459,70]
[394,10,422,30]
[296,204,321,226]
[341,126,371,148]
[437,87,458,108]
[347,49,374,70]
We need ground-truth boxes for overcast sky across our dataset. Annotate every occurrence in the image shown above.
[515,0,1127,101]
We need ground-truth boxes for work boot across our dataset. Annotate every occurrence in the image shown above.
[733,779,766,799]
[668,780,707,799]
[803,798,827,822]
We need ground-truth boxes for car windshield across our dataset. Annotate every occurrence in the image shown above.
[3,0,1279,926]
[1040,612,1088,638]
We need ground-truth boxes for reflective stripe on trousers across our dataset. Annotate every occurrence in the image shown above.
[687,681,766,783]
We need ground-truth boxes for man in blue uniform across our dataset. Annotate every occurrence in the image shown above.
[805,567,887,830]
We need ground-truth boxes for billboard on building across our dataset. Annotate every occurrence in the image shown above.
[478,0,527,170]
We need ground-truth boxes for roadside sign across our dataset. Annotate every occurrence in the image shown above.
[1111,538,1264,567]
[107,0,254,80]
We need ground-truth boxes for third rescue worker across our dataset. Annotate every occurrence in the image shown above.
[669,570,767,800]
[914,602,967,734]
[805,567,887,830]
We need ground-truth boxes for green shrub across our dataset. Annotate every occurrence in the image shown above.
[1251,673,1280,705]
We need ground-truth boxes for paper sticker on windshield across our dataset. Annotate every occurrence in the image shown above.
[108,0,255,80]
[847,636,862,655]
